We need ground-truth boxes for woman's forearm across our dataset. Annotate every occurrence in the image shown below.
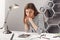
[29,20,38,31]
[24,24,29,32]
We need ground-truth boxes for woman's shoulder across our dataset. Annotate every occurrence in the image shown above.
[35,12,44,20]
[34,12,43,20]
[38,12,44,16]
[36,12,42,17]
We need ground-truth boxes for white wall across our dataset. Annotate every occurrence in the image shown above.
[5,0,50,31]
[0,0,5,28]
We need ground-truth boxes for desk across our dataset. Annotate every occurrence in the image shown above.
[0,30,60,40]
[12,31,60,40]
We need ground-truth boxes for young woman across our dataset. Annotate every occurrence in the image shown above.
[23,3,45,33]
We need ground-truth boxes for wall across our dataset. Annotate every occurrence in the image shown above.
[0,0,5,28]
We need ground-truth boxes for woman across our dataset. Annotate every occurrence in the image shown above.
[23,3,45,33]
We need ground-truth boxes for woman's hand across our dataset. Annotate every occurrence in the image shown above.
[28,17,33,23]
[25,17,29,23]
[25,17,33,23]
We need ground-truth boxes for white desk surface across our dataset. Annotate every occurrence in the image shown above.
[12,31,40,40]
[12,31,60,40]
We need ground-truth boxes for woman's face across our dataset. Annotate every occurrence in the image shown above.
[25,9,34,18]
